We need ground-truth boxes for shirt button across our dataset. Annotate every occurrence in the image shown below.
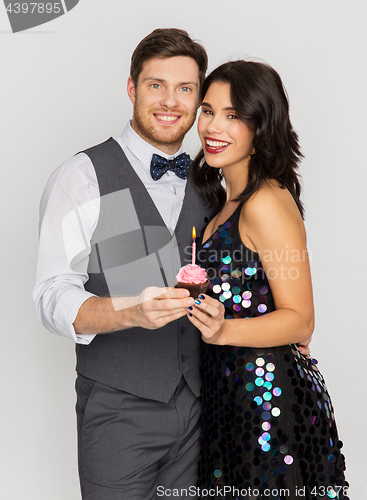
[181,355,188,363]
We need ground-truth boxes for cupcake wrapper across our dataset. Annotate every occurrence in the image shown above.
[175,280,209,299]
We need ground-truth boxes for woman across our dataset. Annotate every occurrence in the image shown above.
[189,61,349,499]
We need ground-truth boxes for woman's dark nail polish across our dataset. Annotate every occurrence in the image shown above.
[195,299,201,305]
[199,294,205,300]
[187,306,193,311]
[188,312,192,317]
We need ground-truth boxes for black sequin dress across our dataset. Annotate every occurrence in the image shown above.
[197,203,349,500]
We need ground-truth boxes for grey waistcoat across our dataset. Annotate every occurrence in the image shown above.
[75,138,210,403]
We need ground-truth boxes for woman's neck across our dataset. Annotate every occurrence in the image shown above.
[222,162,249,202]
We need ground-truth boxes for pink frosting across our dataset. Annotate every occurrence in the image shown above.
[176,264,208,284]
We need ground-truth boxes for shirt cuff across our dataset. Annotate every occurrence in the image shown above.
[53,288,97,344]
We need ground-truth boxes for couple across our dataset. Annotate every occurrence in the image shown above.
[33,28,348,499]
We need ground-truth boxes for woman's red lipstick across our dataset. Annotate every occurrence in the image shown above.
[204,137,230,154]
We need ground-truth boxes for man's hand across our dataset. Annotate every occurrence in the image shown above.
[131,286,195,330]
[74,287,195,335]
[297,336,312,356]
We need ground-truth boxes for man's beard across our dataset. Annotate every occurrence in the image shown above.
[132,103,196,151]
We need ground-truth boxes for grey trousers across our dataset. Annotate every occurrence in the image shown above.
[75,374,201,500]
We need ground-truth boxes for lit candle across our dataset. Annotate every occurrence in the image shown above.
[192,226,196,265]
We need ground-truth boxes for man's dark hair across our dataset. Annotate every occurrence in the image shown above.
[130,28,208,87]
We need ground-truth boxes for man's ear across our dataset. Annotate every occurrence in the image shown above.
[127,76,136,104]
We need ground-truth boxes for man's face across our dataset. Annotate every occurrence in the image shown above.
[127,56,200,154]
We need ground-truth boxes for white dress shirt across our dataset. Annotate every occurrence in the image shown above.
[33,122,188,344]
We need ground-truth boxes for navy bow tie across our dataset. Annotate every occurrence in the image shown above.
[150,153,191,181]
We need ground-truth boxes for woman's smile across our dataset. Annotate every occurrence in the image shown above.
[204,136,231,154]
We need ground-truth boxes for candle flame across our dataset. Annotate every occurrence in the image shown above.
[192,226,196,239]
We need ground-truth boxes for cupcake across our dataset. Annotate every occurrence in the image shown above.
[175,264,209,299]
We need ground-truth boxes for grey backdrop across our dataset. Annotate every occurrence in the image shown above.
[1,0,365,498]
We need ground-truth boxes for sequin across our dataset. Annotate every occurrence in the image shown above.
[233,304,241,312]
[231,269,242,278]
[222,256,231,264]
[214,469,222,478]
[223,221,231,229]
[255,368,265,376]
[284,455,294,465]
[245,267,256,276]
[259,285,269,294]
[246,383,254,392]
[219,230,228,238]
[255,377,264,387]
[246,362,254,371]
[233,295,241,304]
[221,282,230,291]
[258,304,267,313]
[254,396,262,405]
[262,432,271,442]
[256,358,265,367]
[242,291,252,300]
[212,284,221,294]
[266,363,275,372]
[327,489,337,498]
[272,407,281,417]
[242,299,251,308]
[263,392,272,401]
[265,373,274,382]
[273,387,282,397]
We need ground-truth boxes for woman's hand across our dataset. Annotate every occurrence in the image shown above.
[187,293,226,344]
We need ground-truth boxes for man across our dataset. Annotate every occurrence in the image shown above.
[33,28,209,499]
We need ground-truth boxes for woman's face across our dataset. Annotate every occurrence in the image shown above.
[198,81,255,171]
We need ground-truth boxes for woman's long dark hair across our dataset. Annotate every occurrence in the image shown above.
[192,61,305,218]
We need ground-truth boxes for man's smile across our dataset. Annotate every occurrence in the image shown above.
[153,113,182,124]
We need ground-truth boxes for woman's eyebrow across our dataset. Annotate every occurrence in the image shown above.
[201,102,236,112]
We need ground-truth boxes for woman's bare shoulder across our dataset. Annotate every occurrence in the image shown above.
[241,179,306,240]
[243,179,300,218]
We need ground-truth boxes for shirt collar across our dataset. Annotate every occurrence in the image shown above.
[120,121,184,169]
